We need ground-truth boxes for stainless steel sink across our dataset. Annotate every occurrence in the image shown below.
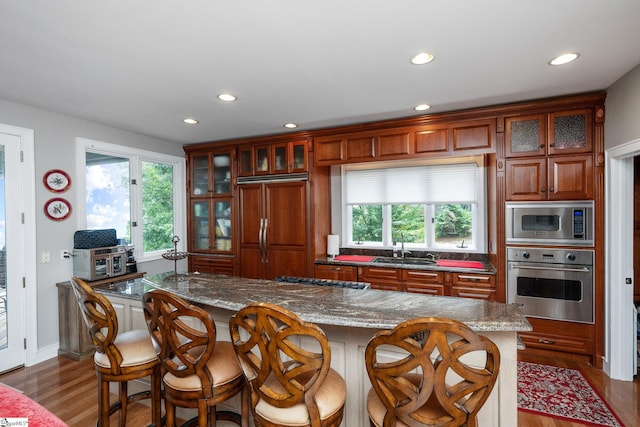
[373,257,436,265]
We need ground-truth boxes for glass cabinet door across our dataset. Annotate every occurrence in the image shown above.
[213,153,231,194]
[505,115,546,158]
[272,143,288,173]
[255,146,269,174]
[549,109,592,155]
[238,147,253,176]
[214,200,232,252]
[191,154,211,196]
[291,140,308,171]
[192,201,211,250]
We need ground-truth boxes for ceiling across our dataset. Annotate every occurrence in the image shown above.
[2,1,640,146]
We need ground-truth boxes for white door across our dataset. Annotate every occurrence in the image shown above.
[0,130,27,372]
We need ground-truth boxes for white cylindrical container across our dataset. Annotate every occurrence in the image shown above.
[327,234,340,258]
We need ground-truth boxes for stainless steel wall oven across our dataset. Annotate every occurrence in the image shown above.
[507,247,594,323]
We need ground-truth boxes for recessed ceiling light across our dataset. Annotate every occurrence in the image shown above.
[183,118,199,124]
[217,93,237,102]
[283,123,298,129]
[411,52,435,65]
[414,104,431,111]
[549,52,580,66]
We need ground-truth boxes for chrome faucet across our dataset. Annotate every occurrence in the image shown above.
[400,233,411,258]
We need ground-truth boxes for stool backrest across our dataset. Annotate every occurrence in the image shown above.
[365,317,500,427]
[229,302,331,422]
[142,289,218,396]
[70,277,121,369]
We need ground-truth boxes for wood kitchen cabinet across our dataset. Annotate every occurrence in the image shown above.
[518,317,594,363]
[358,265,494,299]
[186,148,236,274]
[505,109,594,201]
[314,264,359,282]
[314,118,495,166]
[360,266,403,292]
[505,154,593,200]
[238,180,309,279]
[450,272,496,301]
[187,150,234,254]
[238,139,308,176]
[403,269,445,296]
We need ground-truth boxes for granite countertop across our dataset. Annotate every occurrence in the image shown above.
[93,278,153,300]
[315,256,497,274]
[142,271,531,332]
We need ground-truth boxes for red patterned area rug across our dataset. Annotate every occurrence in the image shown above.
[518,361,624,426]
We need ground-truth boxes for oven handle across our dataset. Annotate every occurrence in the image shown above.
[511,265,591,273]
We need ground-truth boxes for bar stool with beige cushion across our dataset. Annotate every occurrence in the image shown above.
[70,277,162,427]
[365,317,500,427]
[142,288,247,427]
[229,302,347,427]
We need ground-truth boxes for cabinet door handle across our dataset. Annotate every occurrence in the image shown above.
[262,218,269,263]
[549,187,554,192]
[541,187,546,192]
[539,338,556,345]
[258,218,265,263]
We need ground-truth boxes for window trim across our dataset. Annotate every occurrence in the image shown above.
[338,156,487,253]
[75,137,186,262]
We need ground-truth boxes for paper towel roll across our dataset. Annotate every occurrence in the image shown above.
[327,234,340,257]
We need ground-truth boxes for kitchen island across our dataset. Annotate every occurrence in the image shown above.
[142,271,531,427]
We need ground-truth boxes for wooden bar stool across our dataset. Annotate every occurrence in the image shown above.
[142,289,247,427]
[70,277,162,427]
[364,317,500,427]
[229,302,347,427]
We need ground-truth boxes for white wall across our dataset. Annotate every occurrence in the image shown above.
[0,99,185,361]
[605,64,640,150]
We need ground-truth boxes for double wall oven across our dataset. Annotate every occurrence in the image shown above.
[506,201,594,324]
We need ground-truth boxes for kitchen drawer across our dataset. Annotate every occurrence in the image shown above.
[403,269,445,295]
[314,264,358,282]
[452,272,495,288]
[405,283,445,296]
[361,267,403,292]
[521,317,594,356]
[403,269,443,284]
[451,287,496,301]
[189,255,235,275]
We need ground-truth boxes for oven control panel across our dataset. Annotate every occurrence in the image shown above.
[507,247,593,265]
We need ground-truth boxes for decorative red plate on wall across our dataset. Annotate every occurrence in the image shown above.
[43,169,71,193]
[44,197,72,221]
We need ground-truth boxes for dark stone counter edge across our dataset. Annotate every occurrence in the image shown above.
[315,257,497,274]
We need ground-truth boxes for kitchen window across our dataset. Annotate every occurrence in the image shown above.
[341,157,486,252]
[76,138,185,261]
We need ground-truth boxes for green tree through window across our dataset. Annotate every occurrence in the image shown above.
[142,161,174,252]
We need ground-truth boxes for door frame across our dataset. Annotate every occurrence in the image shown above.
[0,123,36,368]
[605,138,640,381]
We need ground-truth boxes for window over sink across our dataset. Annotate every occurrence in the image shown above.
[339,157,486,253]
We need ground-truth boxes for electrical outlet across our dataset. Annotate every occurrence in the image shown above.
[61,249,69,260]
[41,251,51,264]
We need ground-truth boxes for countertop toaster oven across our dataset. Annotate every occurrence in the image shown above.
[73,245,127,281]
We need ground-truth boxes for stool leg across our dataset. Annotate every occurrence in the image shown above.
[198,399,208,427]
[165,399,176,427]
[151,365,162,426]
[119,381,128,427]
[97,374,110,427]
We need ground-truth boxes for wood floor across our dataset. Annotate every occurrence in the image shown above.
[0,354,638,426]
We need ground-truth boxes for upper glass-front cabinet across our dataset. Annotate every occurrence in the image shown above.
[238,140,308,176]
[190,152,232,196]
[505,109,592,158]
